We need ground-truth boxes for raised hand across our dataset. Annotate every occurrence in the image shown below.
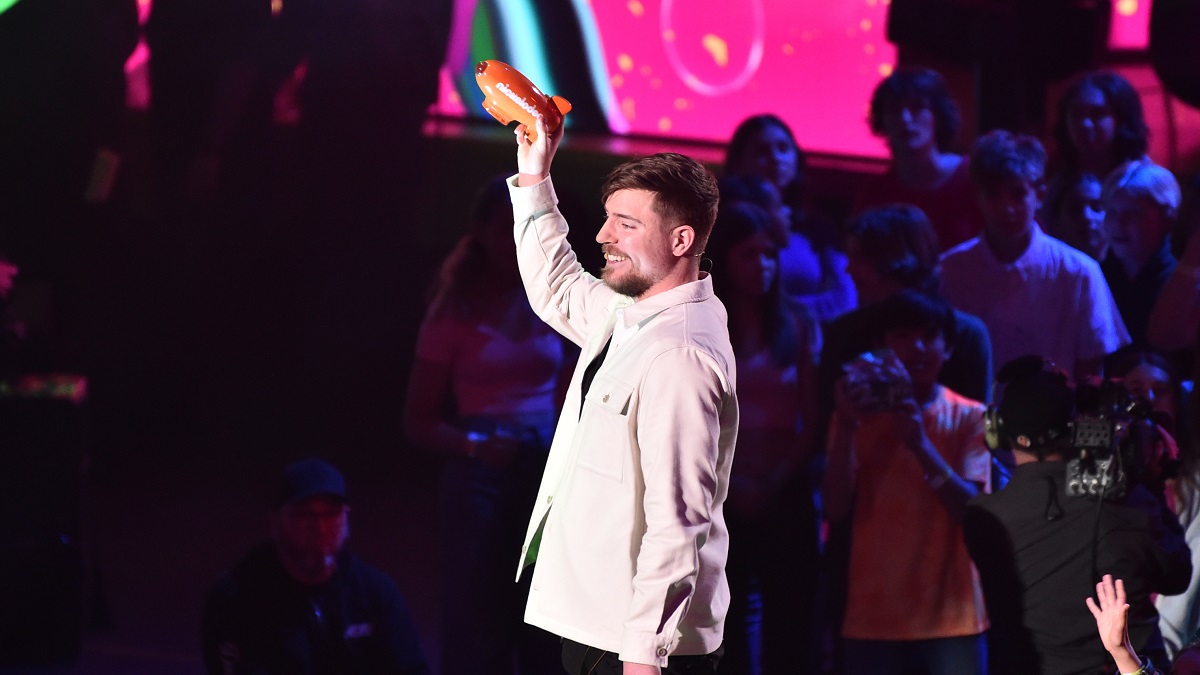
[1086,574,1143,673]
[516,114,565,186]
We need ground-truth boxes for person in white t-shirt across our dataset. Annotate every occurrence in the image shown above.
[940,130,1129,379]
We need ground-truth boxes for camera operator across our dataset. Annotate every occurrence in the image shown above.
[963,357,1192,674]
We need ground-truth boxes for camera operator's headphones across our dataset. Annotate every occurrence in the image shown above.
[984,355,1074,454]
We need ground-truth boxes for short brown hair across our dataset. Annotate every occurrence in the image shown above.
[970,130,1047,188]
[600,153,720,253]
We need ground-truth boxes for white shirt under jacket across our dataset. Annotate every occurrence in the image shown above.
[508,175,738,667]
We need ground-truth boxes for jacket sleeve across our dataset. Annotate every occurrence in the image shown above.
[509,175,618,347]
[619,346,733,666]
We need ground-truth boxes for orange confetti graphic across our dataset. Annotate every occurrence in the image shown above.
[663,29,676,42]
[617,54,634,72]
[622,97,637,120]
[658,118,673,132]
[611,74,625,88]
[674,98,690,110]
[782,43,795,55]
[702,34,729,67]
[878,63,894,77]
[860,19,872,31]
[1116,0,1137,16]
[627,0,644,18]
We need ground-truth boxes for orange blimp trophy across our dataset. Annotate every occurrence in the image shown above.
[475,60,572,141]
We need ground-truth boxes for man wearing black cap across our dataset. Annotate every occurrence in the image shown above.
[201,458,428,675]
[962,358,1191,674]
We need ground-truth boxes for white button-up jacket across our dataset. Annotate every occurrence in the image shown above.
[509,176,738,667]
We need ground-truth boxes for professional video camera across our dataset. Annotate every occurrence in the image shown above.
[1067,375,1177,500]
[990,356,1177,501]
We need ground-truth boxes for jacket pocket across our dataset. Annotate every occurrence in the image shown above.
[576,376,634,482]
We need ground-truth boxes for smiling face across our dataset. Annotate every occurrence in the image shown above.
[883,325,950,392]
[596,189,678,299]
[1104,190,1170,270]
[729,123,799,191]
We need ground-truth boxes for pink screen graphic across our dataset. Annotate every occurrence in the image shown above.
[589,1,895,158]
[434,1,1153,160]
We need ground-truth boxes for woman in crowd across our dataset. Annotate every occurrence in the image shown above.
[1044,70,1150,235]
[705,199,821,674]
[402,175,568,675]
[724,114,856,323]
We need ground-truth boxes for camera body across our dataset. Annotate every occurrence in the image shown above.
[843,350,914,412]
[988,356,1172,500]
[1065,377,1169,499]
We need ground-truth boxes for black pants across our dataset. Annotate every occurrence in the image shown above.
[561,638,723,675]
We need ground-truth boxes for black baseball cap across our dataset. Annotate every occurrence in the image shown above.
[278,458,347,507]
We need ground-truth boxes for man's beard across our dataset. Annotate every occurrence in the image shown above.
[601,265,655,297]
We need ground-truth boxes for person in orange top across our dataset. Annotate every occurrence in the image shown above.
[823,289,991,675]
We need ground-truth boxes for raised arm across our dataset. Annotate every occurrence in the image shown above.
[509,115,617,344]
[1087,575,1159,675]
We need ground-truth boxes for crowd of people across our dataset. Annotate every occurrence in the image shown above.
[6,1,1200,672]
[201,65,1200,674]
[389,61,1200,674]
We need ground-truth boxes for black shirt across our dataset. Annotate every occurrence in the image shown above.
[1101,240,1176,351]
[202,542,429,675]
[963,461,1191,675]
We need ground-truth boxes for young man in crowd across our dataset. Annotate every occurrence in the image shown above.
[940,130,1129,379]
[823,290,991,675]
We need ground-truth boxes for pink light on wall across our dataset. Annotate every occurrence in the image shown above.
[123,0,153,110]
[1109,0,1150,51]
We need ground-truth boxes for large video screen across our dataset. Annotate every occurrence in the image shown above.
[432,0,1152,160]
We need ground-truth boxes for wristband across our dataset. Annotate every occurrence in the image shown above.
[1121,656,1153,675]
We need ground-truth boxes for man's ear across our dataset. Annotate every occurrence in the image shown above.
[671,225,697,258]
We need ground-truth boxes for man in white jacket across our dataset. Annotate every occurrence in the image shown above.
[508,116,738,675]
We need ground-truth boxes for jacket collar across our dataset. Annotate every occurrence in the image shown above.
[608,273,714,329]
